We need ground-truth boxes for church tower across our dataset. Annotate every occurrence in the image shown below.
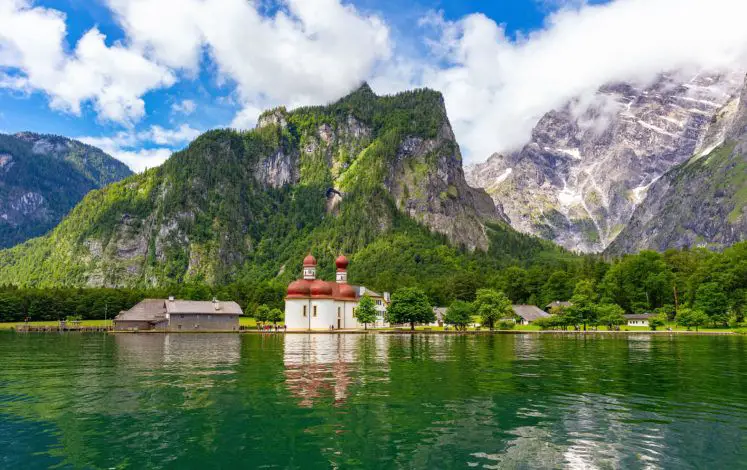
[335,255,349,283]
[303,254,317,280]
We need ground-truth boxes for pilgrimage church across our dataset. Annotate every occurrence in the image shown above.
[285,254,389,330]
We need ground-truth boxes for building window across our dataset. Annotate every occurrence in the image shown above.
[376,300,382,306]
[180,314,184,319]
[313,305,318,317]
[352,307,357,318]
[337,307,341,318]
[303,305,307,317]
[207,315,212,320]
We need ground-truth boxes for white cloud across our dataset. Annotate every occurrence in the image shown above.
[171,99,196,115]
[229,104,263,130]
[420,0,747,162]
[0,0,174,125]
[5,0,747,165]
[145,124,201,146]
[79,124,202,172]
[106,0,392,125]
[101,147,173,173]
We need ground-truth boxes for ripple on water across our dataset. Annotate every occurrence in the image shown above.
[0,333,745,469]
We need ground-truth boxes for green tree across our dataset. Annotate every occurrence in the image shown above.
[255,305,271,324]
[356,294,377,330]
[676,308,709,331]
[473,288,513,330]
[542,271,574,306]
[695,282,729,326]
[567,280,598,330]
[495,267,530,303]
[649,313,666,331]
[533,316,556,330]
[268,308,284,326]
[444,300,473,331]
[387,288,434,330]
[449,273,480,302]
[596,303,625,330]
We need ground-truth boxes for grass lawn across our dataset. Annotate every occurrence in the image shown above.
[0,319,112,330]
[240,317,258,328]
[0,317,272,330]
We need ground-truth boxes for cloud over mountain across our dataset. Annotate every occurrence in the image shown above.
[1,0,747,169]
[420,0,747,161]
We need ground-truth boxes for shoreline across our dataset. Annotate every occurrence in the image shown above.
[106,329,738,335]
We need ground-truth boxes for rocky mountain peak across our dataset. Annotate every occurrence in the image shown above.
[466,70,745,253]
[607,73,747,254]
[0,133,133,249]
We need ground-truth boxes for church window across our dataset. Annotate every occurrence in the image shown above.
[313,306,318,317]
[303,305,307,317]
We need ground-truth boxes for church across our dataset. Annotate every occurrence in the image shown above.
[284,254,389,330]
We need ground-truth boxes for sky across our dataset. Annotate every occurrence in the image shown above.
[1,0,746,172]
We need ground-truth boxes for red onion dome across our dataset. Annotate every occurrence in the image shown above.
[339,284,356,300]
[287,280,311,297]
[335,255,349,271]
[310,280,333,297]
[303,254,317,267]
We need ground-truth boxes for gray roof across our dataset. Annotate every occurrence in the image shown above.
[546,301,572,309]
[115,299,167,322]
[352,286,384,299]
[166,300,242,315]
[624,313,655,320]
[116,299,242,322]
[513,305,551,322]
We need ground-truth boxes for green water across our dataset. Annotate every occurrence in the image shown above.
[1,333,746,469]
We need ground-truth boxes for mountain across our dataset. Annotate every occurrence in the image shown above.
[465,71,744,253]
[0,85,568,289]
[0,132,133,248]
[608,75,747,254]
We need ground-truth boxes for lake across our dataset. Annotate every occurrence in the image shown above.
[1,333,746,469]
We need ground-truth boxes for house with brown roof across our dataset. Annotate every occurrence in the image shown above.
[114,297,242,331]
[512,305,551,325]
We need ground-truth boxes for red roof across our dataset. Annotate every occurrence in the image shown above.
[335,255,349,271]
[303,254,317,267]
[286,279,358,301]
[287,279,312,297]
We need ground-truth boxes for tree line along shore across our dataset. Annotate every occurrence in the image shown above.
[0,243,746,333]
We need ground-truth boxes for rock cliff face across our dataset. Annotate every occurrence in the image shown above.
[0,85,505,287]
[608,75,747,254]
[0,133,132,248]
[466,71,744,253]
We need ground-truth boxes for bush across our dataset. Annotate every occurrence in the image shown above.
[497,319,515,330]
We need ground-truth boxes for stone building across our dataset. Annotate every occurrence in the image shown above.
[114,298,242,331]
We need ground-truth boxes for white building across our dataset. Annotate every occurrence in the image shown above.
[624,314,654,327]
[284,254,389,330]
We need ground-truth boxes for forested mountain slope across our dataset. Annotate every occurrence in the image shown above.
[0,132,132,248]
[608,75,747,254]
[0,85,575,290]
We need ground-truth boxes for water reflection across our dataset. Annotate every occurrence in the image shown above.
[0,333,745,469]
[114,333,241,410]
[283,334,390,407]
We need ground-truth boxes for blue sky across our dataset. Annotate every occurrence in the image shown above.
[0,0,744,170]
